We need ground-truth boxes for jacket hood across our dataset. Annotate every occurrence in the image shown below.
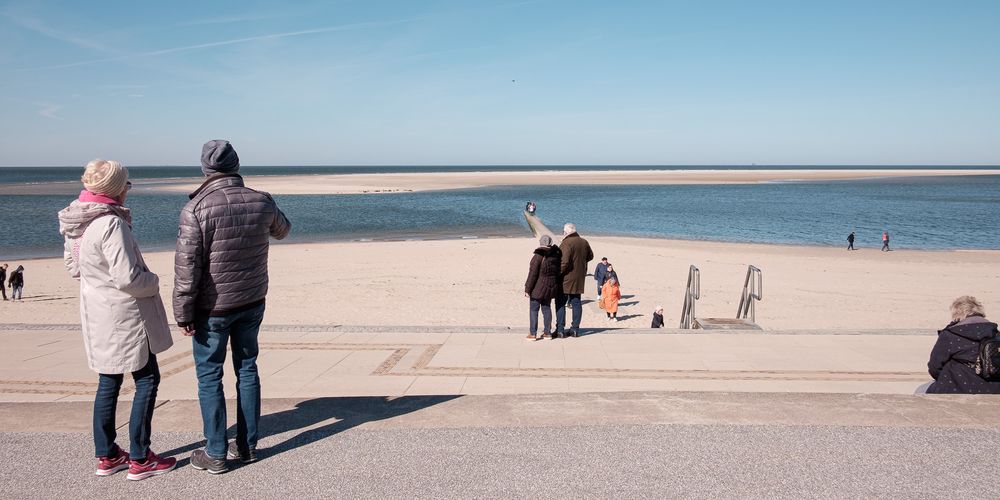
[190,173,243,199]
[14,265,23,272]
[534,245,560,257]
[58,200,132,239]
[944,315,998,341]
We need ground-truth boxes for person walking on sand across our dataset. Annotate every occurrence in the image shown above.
[651,306,665,328]
[605,263,620,286]
[600,276,621,322]
[847,231,855,251]
[524,235,562,340]
[594,257,609,299]
[555,223,594,338]
[58,159,176,480]
[0,264,7,301]
[174,140,291,474]
[881,231,890,251]
[7,265,24,301]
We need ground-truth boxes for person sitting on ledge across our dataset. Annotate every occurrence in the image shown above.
[926,295,1000,394]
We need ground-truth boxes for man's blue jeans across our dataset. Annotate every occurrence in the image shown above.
[93,353,160,459]
[555,293,583,333]
[192,303,265,459]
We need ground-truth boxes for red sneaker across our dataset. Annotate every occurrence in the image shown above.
[126,449,177,481]
[95,446,130,476]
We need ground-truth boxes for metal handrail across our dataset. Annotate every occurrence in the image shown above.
[736,265,762,322]
[679,265,700,329]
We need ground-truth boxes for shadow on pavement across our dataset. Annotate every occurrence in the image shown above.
[160,395,461,465]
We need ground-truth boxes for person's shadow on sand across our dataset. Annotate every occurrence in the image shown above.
[161,395,460,467]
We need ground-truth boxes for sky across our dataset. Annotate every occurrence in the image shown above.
[0,0,998,167]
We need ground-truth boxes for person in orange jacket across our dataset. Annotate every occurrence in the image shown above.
[600,276,621,321]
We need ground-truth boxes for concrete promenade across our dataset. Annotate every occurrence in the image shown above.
[3,323,998,498]
[0,323,939,401]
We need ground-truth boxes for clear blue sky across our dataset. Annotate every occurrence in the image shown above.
[1,0,998,166]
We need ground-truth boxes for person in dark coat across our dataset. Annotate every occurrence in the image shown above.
[847,232,855,251]
[7,265,24,301]
[604,263,620,286]
[594,257,608,298]
[524,235,562,340]
[0,264,7,301]
[651,306,665,328]
[926,296,1000,394]
[555,223,594,338]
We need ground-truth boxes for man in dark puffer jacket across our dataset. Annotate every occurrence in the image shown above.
[174,140,291,473]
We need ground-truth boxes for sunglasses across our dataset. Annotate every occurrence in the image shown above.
[126,181,132,191]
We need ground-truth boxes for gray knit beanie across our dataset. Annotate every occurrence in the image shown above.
[539,235,553,247]
[200,140,240,176]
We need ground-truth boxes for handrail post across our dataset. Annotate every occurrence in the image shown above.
[736,265,762,322]
[679,265,700,329]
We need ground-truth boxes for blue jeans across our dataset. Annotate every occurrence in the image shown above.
[11,285,22,300]
[93,353,160,459]
[192,303,265,459]
[555,293,583,332]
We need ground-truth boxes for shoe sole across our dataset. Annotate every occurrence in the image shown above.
[94,464,129,476]
[126,462,176,481]
[191,462,229,474]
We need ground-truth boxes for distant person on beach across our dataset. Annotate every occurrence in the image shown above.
[881,231,890,251]
[594,257,608,298]
[7,265,24,301]
[600,276,621,322]
[651,306,665,328]
[925,296,1000,394]
[57,159,176,480]
[174,140,291,474]
[555,223,593,338]
[847,232,855,251]
[525,201,536,214]
[0,264,7,301]
[524,234,562,340]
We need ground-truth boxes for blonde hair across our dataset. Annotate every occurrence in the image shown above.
[950,295,985,322]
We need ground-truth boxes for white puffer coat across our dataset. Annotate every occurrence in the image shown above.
[58,201,173,374]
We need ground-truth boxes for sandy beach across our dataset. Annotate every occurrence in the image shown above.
[4,236,998,331]
[2,168,999,195]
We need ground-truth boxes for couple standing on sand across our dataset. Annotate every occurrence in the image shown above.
[57,140,291,480]
[524,223,594,340]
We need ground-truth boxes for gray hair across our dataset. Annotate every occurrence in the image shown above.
[563,223,576,235]
[950,295,985,322]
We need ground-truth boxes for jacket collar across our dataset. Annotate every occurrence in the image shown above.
[189,173,244,199]
[563,232,579,240]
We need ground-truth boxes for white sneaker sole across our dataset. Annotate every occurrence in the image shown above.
[94,463,129,476]
[126,462,176,481]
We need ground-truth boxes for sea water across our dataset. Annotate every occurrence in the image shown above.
[2,172,998,259]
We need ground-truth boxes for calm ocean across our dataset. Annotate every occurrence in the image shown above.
[2,168,998,259]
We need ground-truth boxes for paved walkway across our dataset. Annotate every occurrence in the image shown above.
[0,323,937,401]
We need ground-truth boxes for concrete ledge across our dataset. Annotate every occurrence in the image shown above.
[2,391,998,434]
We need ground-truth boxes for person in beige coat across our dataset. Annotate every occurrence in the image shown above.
[58,159,176,481]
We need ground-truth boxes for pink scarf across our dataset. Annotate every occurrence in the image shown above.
[78,190,120,205]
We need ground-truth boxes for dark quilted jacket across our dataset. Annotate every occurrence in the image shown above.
[172,174,291,324]
[926,316,1000,394]
[525,245,562,301]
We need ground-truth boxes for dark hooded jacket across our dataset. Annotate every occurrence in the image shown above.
[172,173,291,325]
[525,245,562,301]
[8,266,24,288]
[926,315,1000,394]
[560,232,594,294]
[651,312,665,328]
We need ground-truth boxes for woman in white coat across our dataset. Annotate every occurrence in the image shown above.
[58,160,176,481]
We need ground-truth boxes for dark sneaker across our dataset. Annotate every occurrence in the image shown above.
[126,450,176,481]
[227,442,258,464]
[569,329,580,338]
[553,331,564,339]
[191,449,229,474]
[95,445,130,476]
